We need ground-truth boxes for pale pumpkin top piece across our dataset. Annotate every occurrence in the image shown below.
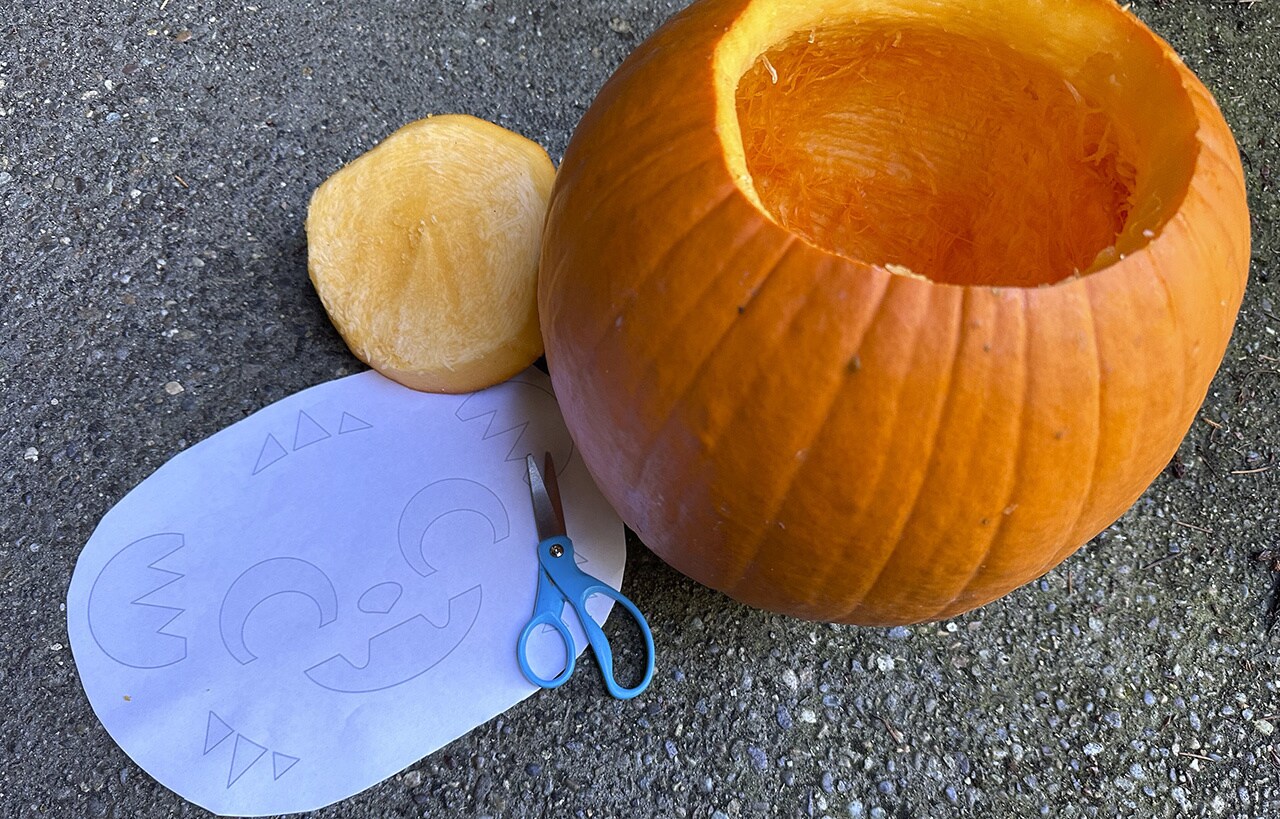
[307,114,555,393]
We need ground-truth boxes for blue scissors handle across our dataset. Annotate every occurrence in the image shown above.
[518,535,655,700]
[571,580,655,700]
[516,609,575,689]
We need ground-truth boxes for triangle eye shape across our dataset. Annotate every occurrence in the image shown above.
[252,435,287,475]
[338,412,372,434]
[293,411,331,450]
[227,734,268,787]
[272,751,300,780]
[203,711,233,754]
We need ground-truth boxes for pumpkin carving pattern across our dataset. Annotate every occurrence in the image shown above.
[68,370,625,815]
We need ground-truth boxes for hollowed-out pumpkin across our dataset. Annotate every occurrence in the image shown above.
[539,0,1250,624]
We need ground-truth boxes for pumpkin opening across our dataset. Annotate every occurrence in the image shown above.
[727,17,1200,288]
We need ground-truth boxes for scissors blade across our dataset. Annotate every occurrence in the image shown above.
[527,452,567,540]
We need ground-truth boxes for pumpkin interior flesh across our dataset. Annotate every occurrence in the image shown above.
[307,115,554,392]
[735,25,1142,287]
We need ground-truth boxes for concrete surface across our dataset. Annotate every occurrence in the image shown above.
[2,1,1278,817]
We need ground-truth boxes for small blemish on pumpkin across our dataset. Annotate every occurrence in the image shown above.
[738,304,746,314]
[1003,504,1018,515]
[982,343,992,353]
[846,355,862,373]
[980,517,991,526]
[1055,429,1066,440]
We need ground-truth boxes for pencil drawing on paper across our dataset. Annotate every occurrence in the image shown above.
[67,370,626,815]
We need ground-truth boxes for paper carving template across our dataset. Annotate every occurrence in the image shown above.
[67,370,626,816]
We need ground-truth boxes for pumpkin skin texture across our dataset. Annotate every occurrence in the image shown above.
[539,0,1250,624]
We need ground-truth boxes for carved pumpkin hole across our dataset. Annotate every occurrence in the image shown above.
[736,24,1162,287]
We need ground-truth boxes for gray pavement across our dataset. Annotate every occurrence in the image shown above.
[2,1,1279,817]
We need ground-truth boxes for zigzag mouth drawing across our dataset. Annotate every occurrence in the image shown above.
[305,586,483,693]
[89,541,486,697]
[215,558,484,693]
[86,532,189,669]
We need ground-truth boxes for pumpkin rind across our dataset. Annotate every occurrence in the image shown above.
[540,0,1250,624]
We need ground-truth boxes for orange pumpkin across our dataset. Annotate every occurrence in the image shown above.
[539,0,1250,624]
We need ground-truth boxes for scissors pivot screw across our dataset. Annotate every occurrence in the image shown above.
[549,543,564,558]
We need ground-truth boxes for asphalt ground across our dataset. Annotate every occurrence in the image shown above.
[1,1,1278,817]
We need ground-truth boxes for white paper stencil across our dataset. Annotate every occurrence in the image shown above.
[66,369,626,816]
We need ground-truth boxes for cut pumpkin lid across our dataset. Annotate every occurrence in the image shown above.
[307,114,555,393]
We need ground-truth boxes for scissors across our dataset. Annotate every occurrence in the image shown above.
[516,452,655,699]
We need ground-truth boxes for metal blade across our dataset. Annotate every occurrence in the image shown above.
[527,452,566,540]
[541,451,567,535]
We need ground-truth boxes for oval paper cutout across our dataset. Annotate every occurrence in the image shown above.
[67,369,626,816]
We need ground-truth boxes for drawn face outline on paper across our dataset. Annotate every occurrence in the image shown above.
[76,374,587,799]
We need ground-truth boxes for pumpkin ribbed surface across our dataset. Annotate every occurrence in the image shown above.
[539,0,1250,624]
